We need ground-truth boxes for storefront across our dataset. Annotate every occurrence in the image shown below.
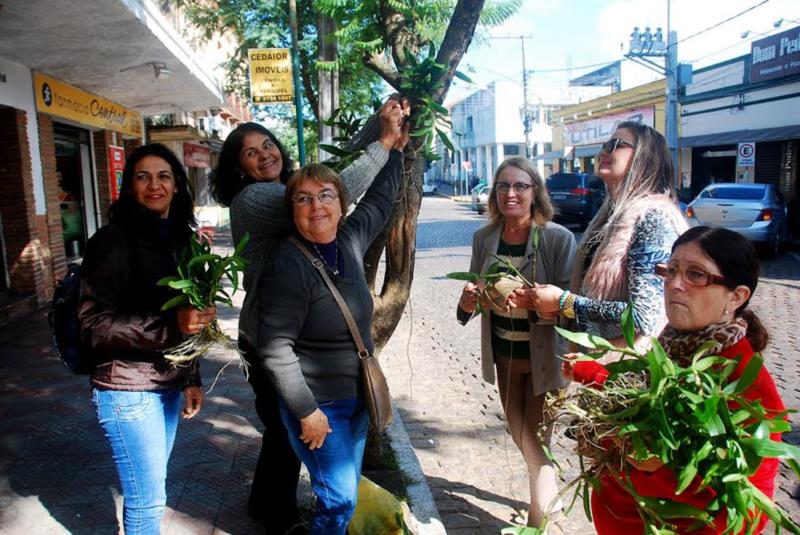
[680,26,800,233]
[550,80,667,174]
[33,72,143,261]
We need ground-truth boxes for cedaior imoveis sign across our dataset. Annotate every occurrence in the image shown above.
[34,72,143,137]
[248,48,293,104]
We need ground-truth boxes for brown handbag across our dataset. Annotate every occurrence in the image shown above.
[288,237,393,431]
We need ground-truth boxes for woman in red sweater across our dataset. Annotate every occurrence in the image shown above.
[568,226,786,534]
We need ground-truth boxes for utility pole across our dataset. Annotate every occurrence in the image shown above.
[625,13,688,190]
[490,35,534,159]
[288,0,306,165]
[520,36,531,159]
[318,14,338,161]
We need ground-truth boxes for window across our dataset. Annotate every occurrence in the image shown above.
[503,144,520,155]
[466,116,474,133]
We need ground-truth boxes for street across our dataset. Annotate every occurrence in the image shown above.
[380,194,800,534]
[0,194,797,534]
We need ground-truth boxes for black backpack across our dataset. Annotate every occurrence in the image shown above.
[48,264,92,374]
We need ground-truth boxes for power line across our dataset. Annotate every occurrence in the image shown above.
[670,0,771,49]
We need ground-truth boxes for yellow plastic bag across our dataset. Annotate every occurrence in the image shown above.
[348,476,411,535]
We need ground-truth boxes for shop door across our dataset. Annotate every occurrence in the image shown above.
[54,124,97,260]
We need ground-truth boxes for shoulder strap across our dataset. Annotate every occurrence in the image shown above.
[287,237,369,359]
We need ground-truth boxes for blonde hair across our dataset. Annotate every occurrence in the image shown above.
[581,122,677,253]
[486,157,555,226]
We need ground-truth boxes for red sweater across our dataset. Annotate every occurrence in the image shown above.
[573,338,786,534]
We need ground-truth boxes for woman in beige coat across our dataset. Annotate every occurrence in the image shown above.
[456,157,576,528]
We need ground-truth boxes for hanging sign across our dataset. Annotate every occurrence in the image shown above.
[183,142,210,168]
[248,48,293,104]
[108,145,125,201]
[34,72,142,137]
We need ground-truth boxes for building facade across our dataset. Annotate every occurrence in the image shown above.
[549,79,667,176]
[679,25,800,228]
[0,0,230,319]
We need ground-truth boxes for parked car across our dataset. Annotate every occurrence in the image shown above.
[422,181,438,195]
[471,183,489,214]
[545,172,606,228]
[686,183,788,256]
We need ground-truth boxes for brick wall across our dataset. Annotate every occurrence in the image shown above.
[124,137,142,158]
[93,130,114,226]
[0,108,43,301]
[38,113,67,291]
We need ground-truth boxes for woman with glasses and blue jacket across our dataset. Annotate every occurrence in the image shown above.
[527,122,688,349]
[456,157,577,528]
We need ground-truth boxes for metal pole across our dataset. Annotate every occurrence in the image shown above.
[521,36,531,159]
[289,0,306,165]
[666,30,679,188]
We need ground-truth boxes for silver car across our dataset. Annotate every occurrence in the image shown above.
[470,184,489,214]
[686,183,788,255]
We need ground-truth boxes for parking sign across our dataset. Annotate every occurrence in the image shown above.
[737,142,756,167]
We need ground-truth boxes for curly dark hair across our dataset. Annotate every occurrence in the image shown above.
[108,143,196,233]
[210,122,293,206]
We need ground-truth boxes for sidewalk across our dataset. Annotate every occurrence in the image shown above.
[0,305,273,534]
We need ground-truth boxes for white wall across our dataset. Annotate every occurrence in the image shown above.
[682,81,800,136]
[0,57,45,215]
[492,80,525,144]
[685,60,745,97]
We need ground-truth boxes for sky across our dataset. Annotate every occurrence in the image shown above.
[445,0,799,103]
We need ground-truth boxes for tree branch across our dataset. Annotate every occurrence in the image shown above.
[364,50,401,89]
[299,48,319,121]
[432,0,486,103]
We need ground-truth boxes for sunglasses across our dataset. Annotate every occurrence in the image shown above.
[654,263,728,288]
[599,138,637,154]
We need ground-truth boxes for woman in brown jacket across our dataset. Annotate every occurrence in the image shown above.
[79,143,215,534]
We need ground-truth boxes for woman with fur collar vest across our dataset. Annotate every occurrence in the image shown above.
[526,122,688,348]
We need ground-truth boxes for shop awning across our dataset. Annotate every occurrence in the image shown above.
[532,150,562,161]
[680,125,800,147]
[575,144,603,157]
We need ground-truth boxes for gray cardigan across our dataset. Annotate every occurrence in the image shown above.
[232,141,389,346]
[255,150,402,419]
[458,221,577,395]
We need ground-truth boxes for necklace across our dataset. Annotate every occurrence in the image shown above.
[311,240,339,276]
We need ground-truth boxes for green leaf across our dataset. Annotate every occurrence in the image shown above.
[733,353,763,394]
[554,326,616,351]
[156,276,178,286]
[454,70,473,83]
[187,253,220,270]
[620,302,635,348]
[436,127,455,152]
[446,271,479,281]
[160,294,189,311]
[234,232,250,255]
[740,437,800,461]
[319,144,353,158]
[168,279,195,290]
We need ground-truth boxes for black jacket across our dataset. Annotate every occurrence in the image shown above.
[79,213,200,391]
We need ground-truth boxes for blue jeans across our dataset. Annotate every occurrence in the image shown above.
[92,388,182,535]
[280,397,369,535]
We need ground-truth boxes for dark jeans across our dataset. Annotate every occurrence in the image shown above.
[241,341,302,532]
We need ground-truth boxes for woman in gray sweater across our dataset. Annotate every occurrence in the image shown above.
[256,118,406,533]
[210,101,404,532]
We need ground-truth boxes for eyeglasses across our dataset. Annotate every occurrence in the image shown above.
[654,263,728,288]
[292,189,340,206]
[496,182,534,194]
[599,138,637,154]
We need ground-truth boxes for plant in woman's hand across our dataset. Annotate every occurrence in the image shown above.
[156,232,249,366]
[538,307,800,535]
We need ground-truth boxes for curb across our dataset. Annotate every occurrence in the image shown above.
[386,405,446,534]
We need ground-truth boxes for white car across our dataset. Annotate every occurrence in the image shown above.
[422,182,438,195]
[470,184,489,214]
